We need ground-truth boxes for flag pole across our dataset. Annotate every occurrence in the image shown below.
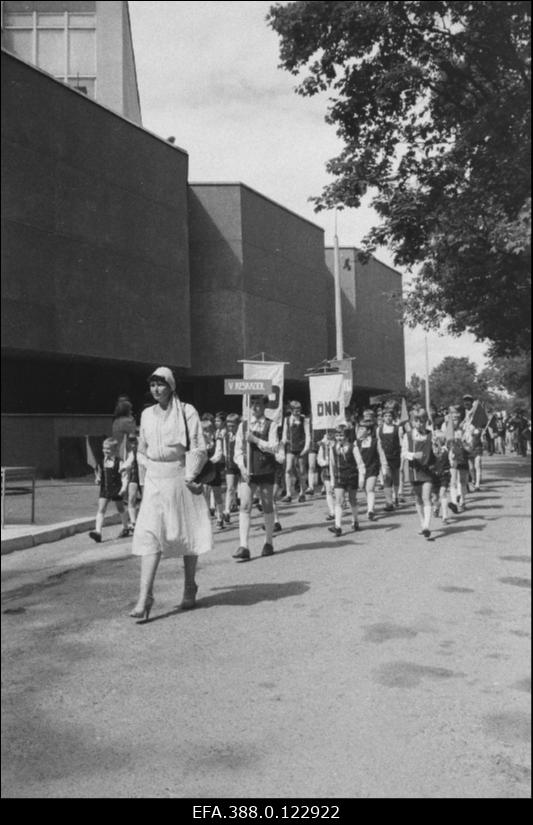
[424,334,431,417]
[333,209,344,361]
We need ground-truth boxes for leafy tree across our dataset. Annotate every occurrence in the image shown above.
[479,351,531,409]
[428,355,494,408]
[268,1,531,355]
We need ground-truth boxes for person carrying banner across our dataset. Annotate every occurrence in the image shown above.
[326,424,366,536]
[233,395,280,561]
[281,401,311,503]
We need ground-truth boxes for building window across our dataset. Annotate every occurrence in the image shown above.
[3,10,96,98]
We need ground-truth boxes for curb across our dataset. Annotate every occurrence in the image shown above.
[1,513,122,555]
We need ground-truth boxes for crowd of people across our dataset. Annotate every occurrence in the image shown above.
[87,369,531,620]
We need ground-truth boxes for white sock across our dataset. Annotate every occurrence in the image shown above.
[239,511,251,547]
[367,491,376,513]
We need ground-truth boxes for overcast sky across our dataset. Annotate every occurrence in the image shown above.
[128,0,489,380]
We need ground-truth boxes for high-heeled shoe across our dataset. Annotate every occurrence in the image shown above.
[129,594,154,621]
[180,584,198,611]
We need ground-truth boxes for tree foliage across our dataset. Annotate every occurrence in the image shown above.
[479,351,531,408]
[427,356,491,408]
[267,1,531,355]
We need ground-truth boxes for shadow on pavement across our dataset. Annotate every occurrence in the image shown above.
[144,580,311,622]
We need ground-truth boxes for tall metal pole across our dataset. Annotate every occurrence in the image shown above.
[333,209,344,360]
[424,334,431,414]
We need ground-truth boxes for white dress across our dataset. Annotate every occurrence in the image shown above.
[132,400,213,557]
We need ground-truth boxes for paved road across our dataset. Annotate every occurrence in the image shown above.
[1,456,530,798]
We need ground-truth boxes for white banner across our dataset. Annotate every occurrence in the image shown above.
[242,362,285,426]
[309,373,345,430]
[330,358,354,408]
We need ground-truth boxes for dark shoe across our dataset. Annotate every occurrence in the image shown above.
[223,512,231,524]
[304,488,314,496]
[216,519,225,530]
[422,529,431,539]
[368,511,376,521]
[261,543,274,557]
[232,546,250,561]
[328,526,342,537]
[118,527,130,538]
[384,504,394,512]
[281,495,292,503]
[352,521,360,532]
[273,522,282,533]
[448,502,458,514]
[209,508,215,517]
[297,493,306,503]
[89,531,102,543]
[325,514,335,522]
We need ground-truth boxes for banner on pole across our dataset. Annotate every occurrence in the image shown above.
[330,358,354,408]
[470,401,489,429]
[242,362,285,426]
[309,373,345,430]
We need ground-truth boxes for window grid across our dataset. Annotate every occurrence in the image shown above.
[4,10,96,96]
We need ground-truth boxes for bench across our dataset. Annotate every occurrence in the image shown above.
[1,466,36,528]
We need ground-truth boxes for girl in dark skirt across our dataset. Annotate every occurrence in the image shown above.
[401,410,436,539]
[356,415,381,521]
[327,424,366,537]
[89,437,130,542]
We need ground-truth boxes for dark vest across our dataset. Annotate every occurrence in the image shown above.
[243,419,276,476]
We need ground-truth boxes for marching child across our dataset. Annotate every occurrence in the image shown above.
[401,409,436,539]
[233,395,280,560]
[121,430,143,535]
[201,416,225,529]
[431,433,452,524]
[356,411,381,521]
[89,437,130,543]
[281,401,310,503]
[327,423,366,537]
[317,429,337,522]
[222,413,241,523]
[447,406,469,513]
[377,402,402,511]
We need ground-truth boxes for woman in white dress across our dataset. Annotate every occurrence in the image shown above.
[130,367,213,620]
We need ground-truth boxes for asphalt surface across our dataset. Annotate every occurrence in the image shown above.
[1,455,531,799]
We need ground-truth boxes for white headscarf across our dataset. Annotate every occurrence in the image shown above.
[150,366,187,448]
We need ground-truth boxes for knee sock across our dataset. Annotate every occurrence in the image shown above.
[264,511,275,544]
[335,503,343,529]
[239,511,251,547]
[415,502,424,528]
[95,512,104,533]
[384,486,393,506]
[367,491,376,513]
[423,504,432,530]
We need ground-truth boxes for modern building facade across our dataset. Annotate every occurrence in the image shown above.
[325,247,406,397]
[188,183,330,412]
[1,0,141,124]
[1,49,189,472]
[2,40,405,475]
